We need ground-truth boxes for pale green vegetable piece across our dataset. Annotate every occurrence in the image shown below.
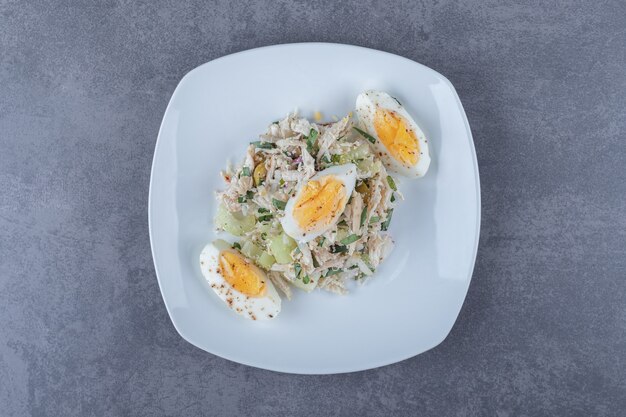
[338,154,350,164]
[269,233,298,264]
[215,204,255,236]
[347,144,371,161]
[240,240,262,260]
[356,158,373,172]
[211,239,231,251]
[335,227,349,242]
[357,159,382,175]
[257,251,276,270]
[240,240,274,269]
[357,156,383,174]
[256,222,273,234]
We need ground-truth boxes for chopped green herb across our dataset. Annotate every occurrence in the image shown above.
[325,268,343,277]
[330,154,341,163]
[241,166,251,177]
[369,216,380,223]
[337,219,348,227]
[390,193,396,203]
[272,198,287,210]
[336,135,345,141]
[258,207,270,213]
[311,254,319,268]
[250,141,276,149]
[387,175,397,191]
[381,209,394,231]
[279,178,285,186]
[359,207,367,228]
[348,265,359,270]
[293,246,301,255]
[330,244,348,254]
[237,192,255,203]
[232,242,241,250]
[321,154,331,164]
[261,232,267,240]
[294,263,302,278]
[272,121,279,125]
[258,214,273,222]
[302,275,310,284]
[353,127,376,144]
[306,128,319,154]
[340,234,360,245]
[318,237,326,247]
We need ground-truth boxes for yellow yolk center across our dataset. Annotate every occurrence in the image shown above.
[373,109,419,166]
[293,176,347,232]
[219,251,266,297]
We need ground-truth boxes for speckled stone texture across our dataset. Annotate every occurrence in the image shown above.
[1,0,625,415]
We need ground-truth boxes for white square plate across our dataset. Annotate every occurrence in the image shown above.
[149,43,480,374]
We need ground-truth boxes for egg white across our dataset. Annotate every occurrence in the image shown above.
[199,241,281,320]
[281,164,357,243]
[355,90,431,178]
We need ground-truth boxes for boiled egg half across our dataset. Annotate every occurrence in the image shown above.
[355,90,430,178]
[281,164,357,243]
[199,240,281,320]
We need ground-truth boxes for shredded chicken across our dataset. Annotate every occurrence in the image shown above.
[268,271,292,300]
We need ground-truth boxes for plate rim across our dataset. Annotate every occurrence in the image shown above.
[148,42,481,374]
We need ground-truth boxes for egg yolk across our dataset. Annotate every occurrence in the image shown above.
[219,251,266,297]
[294,176,347,232]
[373,109,419,166]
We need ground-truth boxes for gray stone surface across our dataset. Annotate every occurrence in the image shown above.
[1,0,625,415]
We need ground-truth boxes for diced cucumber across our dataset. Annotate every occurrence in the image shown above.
[269,233,298,264]
[239,240,275,269]
[346,144,371,161]
[256,221,273,234]
[356,159,373,172]
[357,159,382,175]
[338,154,350,164]
[257,251,276,270]
[212,239,231,251]
[240,240,262,260]
[335,227,349,242]
[215,204,256,236]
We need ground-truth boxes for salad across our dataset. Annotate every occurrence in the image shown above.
[199,91,430,320]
